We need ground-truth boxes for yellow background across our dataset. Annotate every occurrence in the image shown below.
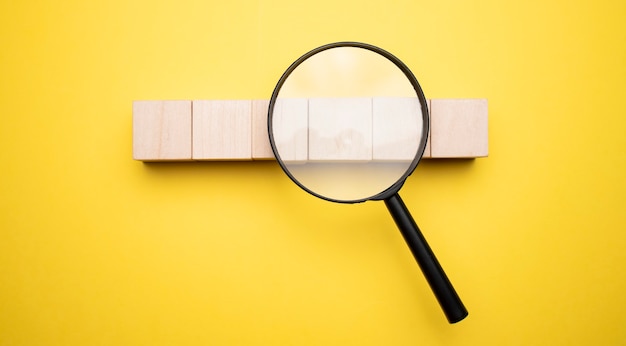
[1,0,625,344]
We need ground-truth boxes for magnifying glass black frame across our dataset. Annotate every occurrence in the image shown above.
[268,41,468,323]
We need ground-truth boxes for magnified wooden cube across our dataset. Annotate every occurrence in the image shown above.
[132,100,192,161]
[192,100,252,160]
[372,97,424,161]
[271,98,308,163]
[308,98,372,162]
[430,99,488,158]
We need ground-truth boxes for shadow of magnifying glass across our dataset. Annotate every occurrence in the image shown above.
[268,42,467,324]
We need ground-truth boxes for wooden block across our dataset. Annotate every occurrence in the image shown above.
[308,98,372,161]
[192,100,252,160]
[131,98,488,162]
[251,99,274,160]
[430,99,488,158]
[270,98,308,163]
[132,100,192,161]
[372,97,423,161]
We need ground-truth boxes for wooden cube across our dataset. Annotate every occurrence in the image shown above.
[132,100,192,161]
[251,99,274,160]
[308,98,372,162]
[372,97,424,161]
[270,98,308,163]
[430,99,488,158]
[192,100,252,160]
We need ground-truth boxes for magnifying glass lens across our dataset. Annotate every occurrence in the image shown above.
[270,46,424,202]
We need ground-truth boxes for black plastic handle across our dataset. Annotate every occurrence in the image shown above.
[384,193,468,323]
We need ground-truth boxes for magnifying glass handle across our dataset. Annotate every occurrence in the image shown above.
[384,193,468,323]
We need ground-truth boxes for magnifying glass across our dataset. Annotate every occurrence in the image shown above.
[268,42,468,323]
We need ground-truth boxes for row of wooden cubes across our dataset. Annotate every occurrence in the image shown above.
[132,99,488,161]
